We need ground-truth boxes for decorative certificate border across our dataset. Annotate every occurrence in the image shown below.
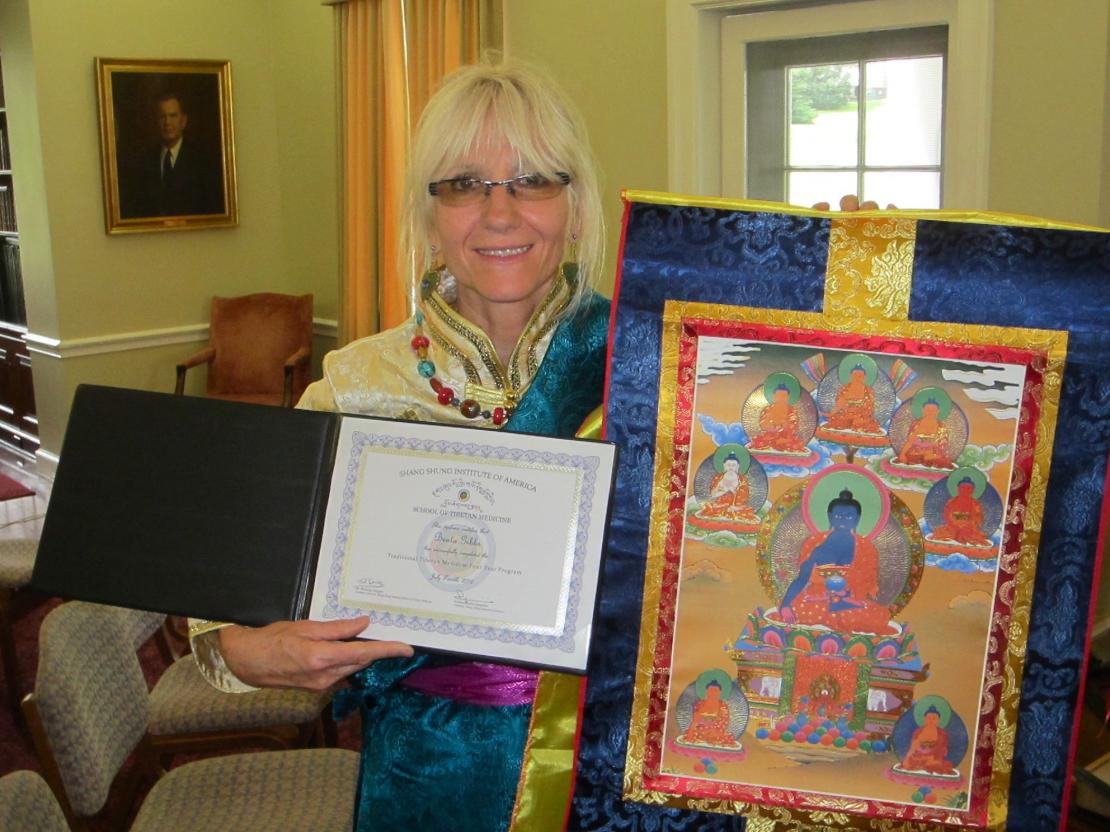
[624,301,1068,831]
[320,430,600,654]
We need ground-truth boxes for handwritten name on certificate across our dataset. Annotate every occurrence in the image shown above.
[308,417,616,672]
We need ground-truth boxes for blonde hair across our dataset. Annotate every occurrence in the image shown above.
[401,56,604,312]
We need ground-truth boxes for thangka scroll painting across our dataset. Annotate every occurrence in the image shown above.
[572,192,1110,832]
[624,301,1066,830]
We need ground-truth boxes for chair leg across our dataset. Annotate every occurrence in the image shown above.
[0,588,25,728]
[320,706,339,747]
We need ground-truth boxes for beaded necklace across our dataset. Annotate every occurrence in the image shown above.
[410,263,578,426]
[410,308,509,425]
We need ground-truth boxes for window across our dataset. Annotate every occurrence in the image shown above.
[666,0,992,210]
[745,27,947,208]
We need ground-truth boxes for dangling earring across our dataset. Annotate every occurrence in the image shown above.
[560,233,580,289]
[420,244,444,302]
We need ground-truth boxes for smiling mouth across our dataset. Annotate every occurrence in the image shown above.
[475,245,531,257]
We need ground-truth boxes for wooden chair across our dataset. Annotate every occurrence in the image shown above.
[22,600,358,832]
[175,293,313,408]
[98,604,336,765]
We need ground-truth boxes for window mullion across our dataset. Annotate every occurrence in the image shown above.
[857,59,865,203]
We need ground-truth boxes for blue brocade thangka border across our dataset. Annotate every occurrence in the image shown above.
[322,430,600,653]
[568,203,1110,831]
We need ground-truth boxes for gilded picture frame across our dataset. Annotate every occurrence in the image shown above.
[625,299,1068,831]
[95,58,238,234]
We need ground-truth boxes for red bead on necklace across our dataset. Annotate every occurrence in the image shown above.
[411,316,508,425]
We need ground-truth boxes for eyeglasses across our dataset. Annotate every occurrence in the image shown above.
[427,172,571,206]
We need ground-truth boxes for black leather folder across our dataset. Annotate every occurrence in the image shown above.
[33,384,339,625]
[32,384,616,671]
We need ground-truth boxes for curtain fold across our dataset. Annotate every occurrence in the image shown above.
[336,0,498,345]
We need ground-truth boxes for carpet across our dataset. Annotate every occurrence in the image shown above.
[0,473,33,502]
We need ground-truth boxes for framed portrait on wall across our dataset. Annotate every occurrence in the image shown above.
[624,299,1068,831]
[95,58,238,234]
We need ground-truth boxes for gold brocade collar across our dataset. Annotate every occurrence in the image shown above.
[418,268,574,415]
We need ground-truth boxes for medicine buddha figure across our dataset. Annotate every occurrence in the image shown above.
[900,706,956,775]
[932,477,991,546]
[825,367,883,435]
[698,451,759,523]
[750,382,809,454]
[779,489,892,634]
[676,680,739,748]
[896,399,954,469]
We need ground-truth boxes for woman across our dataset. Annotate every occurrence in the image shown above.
[189,57,609,831]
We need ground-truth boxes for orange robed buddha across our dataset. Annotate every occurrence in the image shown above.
[932,479,991,545]
[750,386,809,453]
[779,489,891,634]
[677,681,738,747]
[901,707,954,774]
[699,452,759,522]
[896,401,954,468]
[824,368,882,434]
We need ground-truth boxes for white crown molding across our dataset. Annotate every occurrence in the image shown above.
[24,318,339,360]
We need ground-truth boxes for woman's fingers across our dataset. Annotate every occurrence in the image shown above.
[218,618,413,690]
[295,615,371,640]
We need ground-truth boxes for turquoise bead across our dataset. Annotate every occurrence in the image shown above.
[417,360,436,378]
[414,311,424,325]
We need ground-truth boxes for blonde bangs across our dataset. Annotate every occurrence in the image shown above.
[401,57,604,313]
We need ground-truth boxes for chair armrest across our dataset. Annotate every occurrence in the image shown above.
[175,347,216,395]
[282,346,312,407]
[283,345,312,369]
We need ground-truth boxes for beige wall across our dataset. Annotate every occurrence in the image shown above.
[0,0,338,459]
[504,0,668,297]
[508,0,1110,234]
[989,0,1110,226]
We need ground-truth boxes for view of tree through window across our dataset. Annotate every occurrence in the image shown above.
[786,56,944,209]
[742,26,948,209]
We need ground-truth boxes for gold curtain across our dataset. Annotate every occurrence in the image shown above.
[335,0,500,345]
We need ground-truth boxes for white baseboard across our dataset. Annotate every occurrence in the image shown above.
[24,318,339,360]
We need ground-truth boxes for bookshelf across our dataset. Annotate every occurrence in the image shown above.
[0,56,38,462]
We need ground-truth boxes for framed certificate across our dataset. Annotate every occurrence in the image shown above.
[308,417,617,672]
[32,386,617,674]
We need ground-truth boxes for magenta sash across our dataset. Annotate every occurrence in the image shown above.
[400,661,538,707]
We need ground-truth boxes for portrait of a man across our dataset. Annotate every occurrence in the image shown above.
[97,59,237,233]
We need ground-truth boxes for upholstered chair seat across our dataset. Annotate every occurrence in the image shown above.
[148,655,328,736]
[131,748,358,832]
[0,537,36,586]
[0,770,69,832]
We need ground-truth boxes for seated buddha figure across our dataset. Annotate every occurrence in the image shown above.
[677,680,739,748]
[932,477,991,546]
[750,382,809,454]
[779,489,891,634]
[896,398,954,469]
[824,366,883,435]
[900,706,955,775]
[699,452,759,522]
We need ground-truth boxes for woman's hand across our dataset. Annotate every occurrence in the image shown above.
[218,616,414,691]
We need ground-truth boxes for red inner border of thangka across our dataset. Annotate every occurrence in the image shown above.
[640,316,1046,830]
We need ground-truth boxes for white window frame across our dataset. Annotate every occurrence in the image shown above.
[666,0,993,209]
